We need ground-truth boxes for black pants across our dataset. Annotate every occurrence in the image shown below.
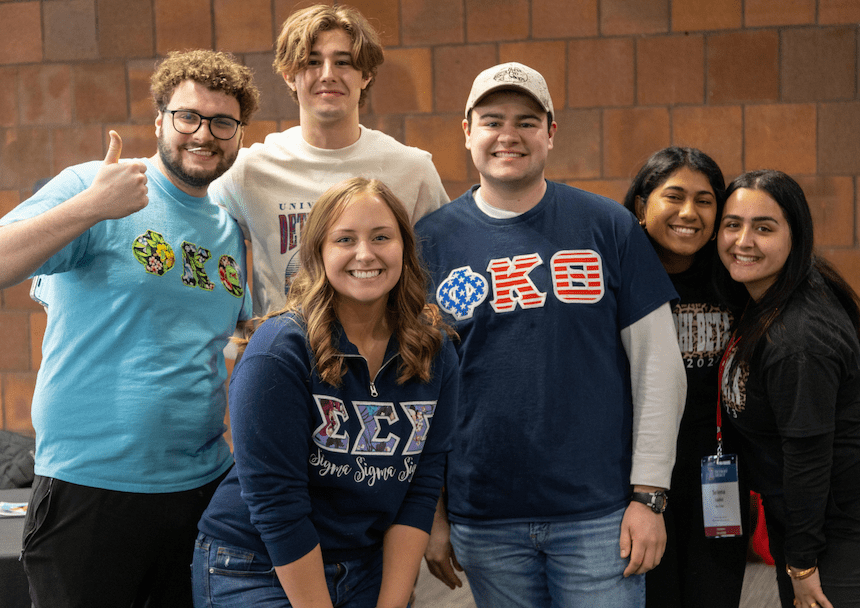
[21,470,228,608]
[645,489,748,608]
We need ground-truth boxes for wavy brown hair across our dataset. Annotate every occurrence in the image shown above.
[236,177,454,386]
[273,4,384,108]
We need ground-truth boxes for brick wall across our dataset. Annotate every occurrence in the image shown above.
[2,0,860,433]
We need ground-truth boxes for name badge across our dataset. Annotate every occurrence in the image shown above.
[701,454,742,538]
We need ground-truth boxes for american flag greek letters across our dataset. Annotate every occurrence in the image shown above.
[436,249,605,320]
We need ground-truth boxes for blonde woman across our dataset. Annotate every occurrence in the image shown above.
[193,178,458,608]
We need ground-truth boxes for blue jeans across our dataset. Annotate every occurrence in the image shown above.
[450,507,644,608]
[192,533,384,607]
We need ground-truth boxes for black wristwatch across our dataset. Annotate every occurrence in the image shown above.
[631,490,668,513]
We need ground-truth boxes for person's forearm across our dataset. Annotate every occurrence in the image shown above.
[633,484,666,493]
[274,545,334,608]
[0,131,148,289]
[0,192,104,289]
[378,524,430,608]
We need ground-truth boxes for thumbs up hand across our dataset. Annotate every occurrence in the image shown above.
[89,130,149,220]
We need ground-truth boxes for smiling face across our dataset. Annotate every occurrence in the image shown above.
[636,167,718,273]
[322,192,404,317]
[718,187,792,301]
[285,28,371,132]
[155,80,243,197]
[464,90,556,196]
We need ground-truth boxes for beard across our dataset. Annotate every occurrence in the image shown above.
[156,134,238,190]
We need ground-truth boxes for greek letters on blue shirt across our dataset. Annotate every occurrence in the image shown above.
[436,250,605,320]
[310,394,437,486]
[132,229,244,297]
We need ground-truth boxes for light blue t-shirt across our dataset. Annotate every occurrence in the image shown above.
[0,159,250,493]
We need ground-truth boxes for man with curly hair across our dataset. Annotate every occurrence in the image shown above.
[0,49,259,606]
[210,3,449,317]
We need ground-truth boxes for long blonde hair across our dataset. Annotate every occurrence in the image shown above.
[236,177,454,386]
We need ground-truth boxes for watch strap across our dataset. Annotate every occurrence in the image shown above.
[631,490,667,513]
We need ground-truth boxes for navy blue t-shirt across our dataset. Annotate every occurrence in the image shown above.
[415,181,676,524]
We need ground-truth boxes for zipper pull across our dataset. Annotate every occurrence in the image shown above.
[369,381,378,397]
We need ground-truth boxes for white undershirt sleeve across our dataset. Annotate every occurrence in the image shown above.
[621,302,686,489]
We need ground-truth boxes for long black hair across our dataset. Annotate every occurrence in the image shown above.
[623,146,726,266]
[715,169,860,367]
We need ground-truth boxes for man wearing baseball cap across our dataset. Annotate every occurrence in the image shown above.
[415,62,686,607]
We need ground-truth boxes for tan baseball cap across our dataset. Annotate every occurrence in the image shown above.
[465,62,554,118]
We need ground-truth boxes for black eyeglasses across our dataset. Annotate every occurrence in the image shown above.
[164,109,242,140]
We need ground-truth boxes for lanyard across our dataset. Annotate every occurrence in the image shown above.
[704,333,745,539]
[716,332,741,459]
